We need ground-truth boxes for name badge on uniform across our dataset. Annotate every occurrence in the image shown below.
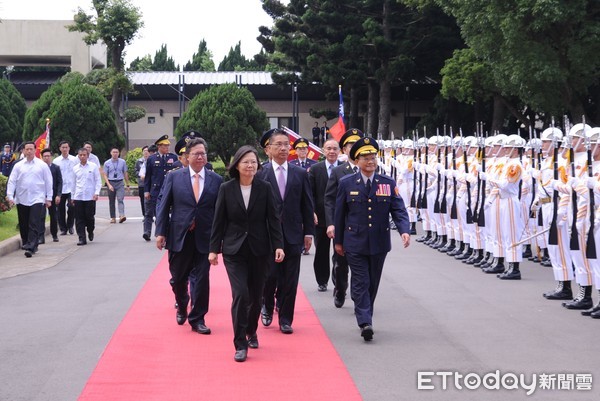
[376,184,390,196]
[167,158,174,164]
[350,191,359,195]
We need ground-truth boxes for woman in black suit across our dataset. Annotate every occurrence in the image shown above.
[209,145,285,362]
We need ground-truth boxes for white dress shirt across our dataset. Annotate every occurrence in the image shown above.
[6,157,53,206]
[72,161,102,200]
[53,154,77,194]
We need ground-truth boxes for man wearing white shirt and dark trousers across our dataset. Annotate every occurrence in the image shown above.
[71,147,101,246]
[53,141,77,235]
[6,142,53,258]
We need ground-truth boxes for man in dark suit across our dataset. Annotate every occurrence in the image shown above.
[40,148,63,243]
[334,137,410,341]
[290,137,317,171]
[144,135,178,241]
[312,122,321,147]
[155,138,223,335]
[308,139,341,291]
[324,128,364,308]
[258,128,315,334]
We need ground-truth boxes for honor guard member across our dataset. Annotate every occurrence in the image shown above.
[334,137,410,341]
[1,143,16,176]
[143,135,178,241]
[325,128,364,308]
[290,137,316,170]
[584,126,600,318]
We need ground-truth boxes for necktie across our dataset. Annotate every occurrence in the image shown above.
[353,166,358,174]
[327,164,333,178]
[366,179,372,193]
[193,173,200,202]
[301,161,305,168]
[277,166,286,199]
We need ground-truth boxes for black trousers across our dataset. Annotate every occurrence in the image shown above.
[39,201,59,240]
[57,193,74,232]
[223,241,269,351]
[73,200,96,241]
[263,243,302,326]
[143,197,157,237]
[168,232,210,326]
[17,203,45,252]
[313,225,331,286]
[332,252,349,296]
[138,185,145,216]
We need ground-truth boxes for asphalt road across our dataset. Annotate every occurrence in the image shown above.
[1,197,599,401]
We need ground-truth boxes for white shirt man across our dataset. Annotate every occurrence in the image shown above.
[71,149,101,245]
[53,141,77,235]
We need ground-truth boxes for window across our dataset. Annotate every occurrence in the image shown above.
[148,116,155,124]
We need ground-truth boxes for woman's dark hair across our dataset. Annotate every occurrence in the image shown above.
[228,145,261,180]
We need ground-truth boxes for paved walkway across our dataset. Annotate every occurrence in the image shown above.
[1,197,599,400]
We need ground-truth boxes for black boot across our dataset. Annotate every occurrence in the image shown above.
[483,257,504,274]
[448,241,464,256]
[416,230,431,243]
[581,290,600,316]
[522,244,532,259]
[464,249,482,264]
[540,248,551,266]
[410,222,417,235]
[498,262,521,280]
[563,285,594,310]
[424,232,437,245]
[474,252,492,267]
[439,239,455,253]
[543,281,573,300]
[431,235,445,249]
[455,244,471,259]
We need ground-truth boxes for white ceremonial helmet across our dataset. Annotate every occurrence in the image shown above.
[484,136,496,146]
[541,127,563,142]
[394,139,403,148]
[586,127,600,143]
[383,140,392,149]
[464,136,477,147]
[493,133,508,146]
[504,134,525,148]
[568,123,592,138]
[452,136,463,147]
[402,139,414,149]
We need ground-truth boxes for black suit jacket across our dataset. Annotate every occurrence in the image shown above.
[155,167,222,253]
[324,161,357,227]
[49,163,63,200]
[257,162,315,247]
[309,160,339,228]
[209,178,284,256]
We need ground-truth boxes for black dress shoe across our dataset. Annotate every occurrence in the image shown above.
[24,250,33,258]
[333,289,345,308]
[191,323,211,334]
[581,303,600,316]
[88,232,94,242]
[60,230,67,236]
[77,240,87,246]
[361,325,374,341]
[318,284,327,292]
[68,227,74,235]
[280,324,294,334]
[261,305,272,327]
[38,238,45,245]
[143,233,151,241]
[176,308,188,325]
[234,349,247,362]
[247,334,259,349]
[52,236,59,242]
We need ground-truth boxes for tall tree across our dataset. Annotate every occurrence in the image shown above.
[0,79,27,145]
[23,72,123,157]
[69,0,143,136]
[175,83,269,166]
[183,40,216,71]
[128,55,153,71]
[152,44,178,71]
[218,42,258,71]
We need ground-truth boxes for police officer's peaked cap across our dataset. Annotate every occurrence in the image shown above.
[293,137,309,149]
[339,128,364,148]
[183,130,203,139]
[260,128,278,149]
[175,131,203,154]
[155,134,171,146]
[349,137,379,161]
[4,143,10,148]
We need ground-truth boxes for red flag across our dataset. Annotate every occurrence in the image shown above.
[328,85,346,141]
[282,126,322,161]
[34,119,50,158]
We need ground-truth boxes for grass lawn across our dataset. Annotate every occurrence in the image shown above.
[0,208,19,242]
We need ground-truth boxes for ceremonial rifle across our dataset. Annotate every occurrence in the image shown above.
[476,124,487,227]
[567,122,580,250]
[450,129,458,220]
[584,118,597,258]
[434,129,442,214]
[410,131,417,208]
[528,126,537,219]
[440,127,449,214]
[547,119,560,246]
[461,128,473,224]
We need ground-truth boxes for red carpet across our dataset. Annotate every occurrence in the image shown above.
[78,254,362,401]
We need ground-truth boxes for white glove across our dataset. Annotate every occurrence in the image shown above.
[587,176,597,189]
[480,172,487,181]
[476,165,483,173]
[435,163,442,171]
[570,177,580,188]
[414,161,421,169]
[557,215,567,228]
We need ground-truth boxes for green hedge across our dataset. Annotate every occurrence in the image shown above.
[0,174,10,213]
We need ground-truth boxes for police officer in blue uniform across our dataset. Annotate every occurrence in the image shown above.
[1,144,16,177]
[290,137,317,170]
[334,137,411,341]
[143,135,178,241]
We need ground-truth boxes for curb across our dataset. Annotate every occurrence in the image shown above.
[0,226,51,258]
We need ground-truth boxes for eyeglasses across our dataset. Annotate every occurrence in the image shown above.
[189,152,207,158]
[239,160,258,165]
[270,142,290,148]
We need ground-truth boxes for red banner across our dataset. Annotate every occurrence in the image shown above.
[282,126,322,161]
[34,120,50,158]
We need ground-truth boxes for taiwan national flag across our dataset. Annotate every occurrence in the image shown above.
[328,85,346,141]
[34,119,50,158]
